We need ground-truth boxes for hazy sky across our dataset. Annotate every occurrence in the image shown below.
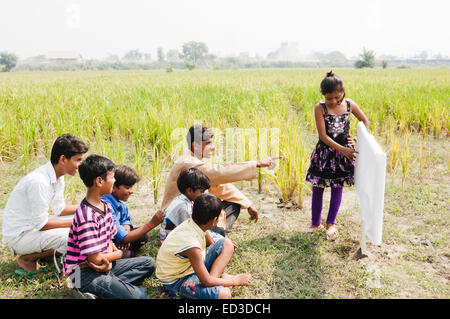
[1,0,449,59]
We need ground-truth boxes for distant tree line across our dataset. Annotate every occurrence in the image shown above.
[3,43,450,72]
[0,52,18,72]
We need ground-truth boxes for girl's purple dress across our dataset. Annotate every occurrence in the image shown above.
[306,99,355,188]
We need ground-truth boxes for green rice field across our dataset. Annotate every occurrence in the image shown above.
[0,68,448,299]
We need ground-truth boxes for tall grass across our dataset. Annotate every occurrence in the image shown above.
[150,145,164,205]
[0,69,448,200]
[400,132,411,188]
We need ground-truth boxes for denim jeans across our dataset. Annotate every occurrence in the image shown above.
[71,256,155,299]
[163,238,225,299]
[222,201,241,231]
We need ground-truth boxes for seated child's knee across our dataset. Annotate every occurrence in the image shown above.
[135,286,147,299]
[218,287,232,299]
[224,238,234,252]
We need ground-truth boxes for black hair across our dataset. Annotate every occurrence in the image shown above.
[320,70,345,96]
[186,124,214,151]
[113,164,140,187]
[78,154,115,187]
[192,193,223,225]
[50,133,89,164]
[177,167,210,194]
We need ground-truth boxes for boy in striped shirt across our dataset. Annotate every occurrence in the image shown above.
[63,155,155,299]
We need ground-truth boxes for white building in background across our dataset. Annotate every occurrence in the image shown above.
[47,51,82,63]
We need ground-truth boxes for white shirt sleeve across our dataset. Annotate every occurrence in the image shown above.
[27,179,51,230]
[49,177,66,216]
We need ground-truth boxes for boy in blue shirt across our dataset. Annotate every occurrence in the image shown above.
[102,165,164,258]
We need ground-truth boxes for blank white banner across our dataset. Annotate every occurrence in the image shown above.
[354,121,386,248]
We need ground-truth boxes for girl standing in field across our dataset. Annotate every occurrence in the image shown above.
[305,71,369,239]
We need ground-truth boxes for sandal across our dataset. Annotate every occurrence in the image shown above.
[303,224,325,234]
[326,226,338,239]
[14,267,48,279]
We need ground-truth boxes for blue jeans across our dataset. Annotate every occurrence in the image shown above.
[72,256,155,299]
[163,238,225,299]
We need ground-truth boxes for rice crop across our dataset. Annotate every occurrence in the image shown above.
[0,68,448,205]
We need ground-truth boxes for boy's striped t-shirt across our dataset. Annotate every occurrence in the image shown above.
[63,198,117,275]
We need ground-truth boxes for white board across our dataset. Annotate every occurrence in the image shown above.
[354,121,386,248]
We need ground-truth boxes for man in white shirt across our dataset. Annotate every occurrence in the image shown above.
[2,134,88,274]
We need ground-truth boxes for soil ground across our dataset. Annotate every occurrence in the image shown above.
[0,135,448,299]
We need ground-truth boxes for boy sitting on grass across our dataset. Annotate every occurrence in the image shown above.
[63,155,155,299]
[102,164,164,258]
[156,193,252,299]
[159,167,225,243]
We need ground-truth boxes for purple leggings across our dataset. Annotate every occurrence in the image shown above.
[311,186,343,226]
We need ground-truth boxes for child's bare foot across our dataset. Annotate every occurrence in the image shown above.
[232,274,252,286]
[221,273,234,291]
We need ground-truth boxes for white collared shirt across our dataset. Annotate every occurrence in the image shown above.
[2,161,66,244]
